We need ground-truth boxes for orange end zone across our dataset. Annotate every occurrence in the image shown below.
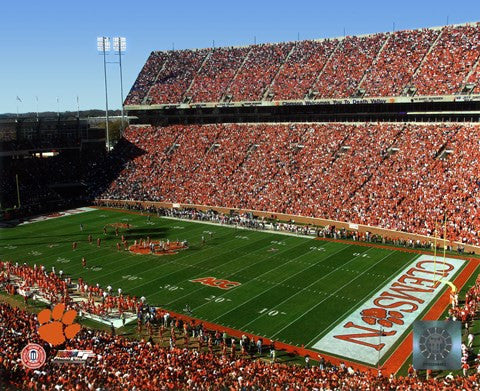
[162,257,478,375]
[315,237,480,373]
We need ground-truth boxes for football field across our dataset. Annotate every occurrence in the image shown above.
[0,208,466,366]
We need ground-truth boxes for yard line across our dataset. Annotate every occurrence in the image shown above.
[0,213,110,251]
[208,244,355,322]
[160,216,316,239]
[69,224,236,280]
[102,229,257,285]
[0,211,98,239]
[270,250,397,341]
[2,210,227,282]
[12,216,211,277]
[304,252,420,346]
[163,239,336,307]
[150,235,314,305]
[125,233,273,292]
[238,248,375,330]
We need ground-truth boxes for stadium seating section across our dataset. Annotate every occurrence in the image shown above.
[1,270,479,388]
[0,154,83,213]
[97,122,480,245]
[125,23,480,105]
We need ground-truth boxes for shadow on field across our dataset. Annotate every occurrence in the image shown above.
[124,227,170,240]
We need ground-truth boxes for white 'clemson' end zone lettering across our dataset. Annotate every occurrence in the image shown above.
[311,255,465,365]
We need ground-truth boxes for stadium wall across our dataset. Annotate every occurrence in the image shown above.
[126,100,480,126]
[97,199,480,255]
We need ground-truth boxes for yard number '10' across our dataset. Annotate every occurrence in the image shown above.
[258,308,286,316]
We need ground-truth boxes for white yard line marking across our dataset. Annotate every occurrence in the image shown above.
[309,255,465,365]
[158,237,324,306]
[129,233,273,292]
[304,253,420,345]
[271,250,397,341]
[86,225,243,283]
[183,241,339,310]
[208,245,355,322]
[238,248,376,330]
[8,220,209,277]
[2,210,233,284]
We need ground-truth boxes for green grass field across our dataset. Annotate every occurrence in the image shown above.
[0,208,456,365]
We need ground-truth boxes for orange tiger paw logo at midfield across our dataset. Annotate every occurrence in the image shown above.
[37,303,81,345]
[360,307,404,328]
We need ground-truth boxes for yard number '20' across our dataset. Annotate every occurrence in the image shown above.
[190,277,241,290]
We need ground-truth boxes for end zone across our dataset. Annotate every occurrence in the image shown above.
[311,255,465,366]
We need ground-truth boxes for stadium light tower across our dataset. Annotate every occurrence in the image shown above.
[113,37,126,134]
[97,36,111,150]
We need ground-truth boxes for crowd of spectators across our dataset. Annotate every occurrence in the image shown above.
[189,46,250,103]
[411,24,480,95]
[227,43,293,102]
[124,23,480,105]
[0,260,141,318]
[147,49,209,104]
[362,29,439,97]
[467,54,480,93]
[270,39,337,101]
[124,52,168,105]
[3,273,480,389]
[312,33,387,98]
[98,122,480,245]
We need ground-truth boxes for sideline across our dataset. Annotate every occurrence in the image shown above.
[95,206,317,239]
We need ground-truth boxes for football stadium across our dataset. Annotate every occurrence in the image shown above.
[1,4,480,389]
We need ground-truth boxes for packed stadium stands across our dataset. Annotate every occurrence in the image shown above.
[189,46,251,103]
[124,23,480,105]
[269,39,337,100]
[147,49,209,105]
[96,122,480,245]
[361,28,439,97]
[410,24,480,96]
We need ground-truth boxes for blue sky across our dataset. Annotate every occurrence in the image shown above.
[1,0,478,114]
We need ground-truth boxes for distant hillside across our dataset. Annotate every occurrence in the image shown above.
[0,109,121,120]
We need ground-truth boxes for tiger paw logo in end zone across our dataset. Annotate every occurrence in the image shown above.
[361,308,404,328]
[21,343,46,369]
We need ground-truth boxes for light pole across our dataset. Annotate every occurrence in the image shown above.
[113,37,126,136]
[16,96,22,118]
[97,36,111,150]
